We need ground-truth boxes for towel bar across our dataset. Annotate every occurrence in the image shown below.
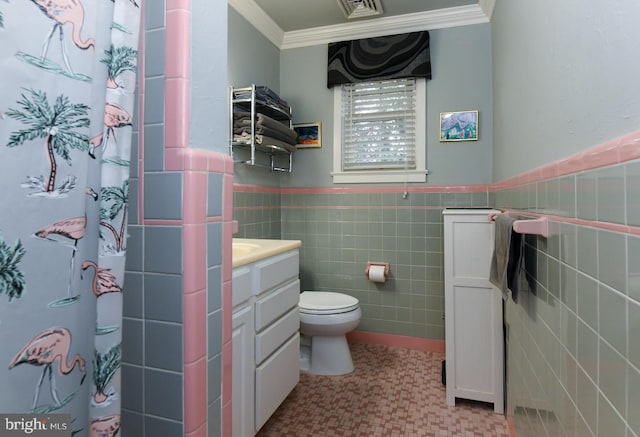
[488,212,549,238]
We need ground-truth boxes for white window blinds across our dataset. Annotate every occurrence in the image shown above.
[341,78,417,171]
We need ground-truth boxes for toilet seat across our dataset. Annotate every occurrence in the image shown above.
[299,291,359,315]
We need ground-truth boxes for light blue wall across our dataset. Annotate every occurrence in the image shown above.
[279,24,494,188]
[191,1,228,154]
[492,0,640,181]
[228,7,282,186]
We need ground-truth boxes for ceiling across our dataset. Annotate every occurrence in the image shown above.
[229,0,495,49]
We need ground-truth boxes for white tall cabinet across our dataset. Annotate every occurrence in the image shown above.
[443,209,504,414]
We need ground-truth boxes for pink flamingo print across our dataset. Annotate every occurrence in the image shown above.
[9,327,86,412]
[89,415,120,437]
[34,188,98,306]
[89,102,134,159]
[29,0,95,75]
[81,261,122,297]
[35,215,86,306]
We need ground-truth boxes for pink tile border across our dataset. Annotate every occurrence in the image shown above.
[183,223,207,293]
[183,290,207,364]
[183,171,208,224]
[184,357,207,434]
[347,330,446,353]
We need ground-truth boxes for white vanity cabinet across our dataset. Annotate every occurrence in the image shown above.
[443,209,504,414]
[232,249,300,436]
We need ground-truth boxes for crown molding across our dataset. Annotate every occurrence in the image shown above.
[228,0,284,48]
[229,1,494,50]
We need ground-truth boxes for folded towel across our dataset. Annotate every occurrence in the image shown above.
[233,133,297,154]
[489,215,529,302]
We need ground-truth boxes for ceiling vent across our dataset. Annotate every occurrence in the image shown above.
[337,0,384,20]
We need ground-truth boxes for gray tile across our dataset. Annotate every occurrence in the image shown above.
[127,178,139,224]
[598,339,627,415]
[122,318,143,365]
[144,0,165,29]
[208,310,222,357]
[208,398,222,437]
[577,272,598,331]
[121,410,143,436]
[145,29,165,78]
[144,368,183,421]
[629,299,640,369]
[629,364,640,435]
[145,273,183,322]
[596,165,625,224]
[576,227,598,278]
[144,173,183,220]
[576,366,597,435]
[123,272,143,318]
[207,355,222,404]
[598,393,626,437]
[144,226,182,274]
[627,161,640,226]
[576,319,598,382]
[560,223,577,268]
[207,266,222,313]
[143,124,165,172]
[144,77,165,125]
[129,132,139,179]
[558,175,576,217]
[208,173,223,217]
[628,235,640,302]
[207,222,222,267]
[145,321,183,371]
[144,416,182,437]
[598,230,627,293]
[125,225,143,272]
[121,364,143,412]
[576,171,597,221]
[599,284,627,357]
[560,264,577,313]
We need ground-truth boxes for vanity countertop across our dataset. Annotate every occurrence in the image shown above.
[232,238,302,268]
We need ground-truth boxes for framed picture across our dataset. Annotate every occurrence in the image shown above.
[293,122,322,148]
[439,110,478,141]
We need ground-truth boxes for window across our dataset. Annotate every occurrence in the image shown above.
[332,78,427,184]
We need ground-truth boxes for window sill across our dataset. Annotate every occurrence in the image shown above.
[331,170,429,184]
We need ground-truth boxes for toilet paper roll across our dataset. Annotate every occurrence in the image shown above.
[368,265,387,283]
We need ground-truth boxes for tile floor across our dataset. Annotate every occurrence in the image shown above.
[256,343,511,437]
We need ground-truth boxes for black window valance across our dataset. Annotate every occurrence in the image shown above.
[327,31,431,88]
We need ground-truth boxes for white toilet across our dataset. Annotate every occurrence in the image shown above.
[298,291,361,376]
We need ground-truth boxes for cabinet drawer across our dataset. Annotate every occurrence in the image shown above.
[255,279,299,331]
[254,250,299,295]
[232,266,252,308]
[255,334,300,431]
[255,307,299,364]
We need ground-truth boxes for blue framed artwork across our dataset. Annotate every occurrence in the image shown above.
[439,110,478,141]
[293,122,322,148]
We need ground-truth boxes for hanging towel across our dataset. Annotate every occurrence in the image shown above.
[489,215,529,302]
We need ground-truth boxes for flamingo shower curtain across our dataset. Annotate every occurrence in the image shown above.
[0,0,141,434]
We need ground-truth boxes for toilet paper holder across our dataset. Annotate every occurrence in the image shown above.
[365,262,390,280]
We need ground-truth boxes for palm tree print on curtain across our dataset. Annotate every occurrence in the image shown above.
[0,0,7,29]
[99,180,128,255]
[101,44,138,90]
[0,234,26,302]
[0,0,141,430]
[92,343,121,405]
[5,89,89,197]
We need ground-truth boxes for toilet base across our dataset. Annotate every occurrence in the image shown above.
[308,334,354,375]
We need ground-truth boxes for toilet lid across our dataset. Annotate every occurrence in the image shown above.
[299,291,359,314]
